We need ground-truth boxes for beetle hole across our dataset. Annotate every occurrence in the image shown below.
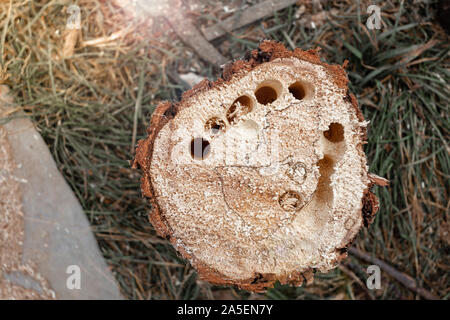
[289,81,306,100]
[205,117,226,135]
[255,86,277,105]
[190,138,211,160]
[227,95,253,124]
[255,80,281,105]
[315,155,335,203]
[279,190,303,211]
[324,123,344,142]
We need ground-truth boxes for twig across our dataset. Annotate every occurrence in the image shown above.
[166,13,227,66]
[0,0,13,68]
[81,30,126,48]
[349,247,439,300]
[131,66,145,153]
[136,0,227,66]
[202,0,298,41]
[47,42,56,97]
[339,264,376,300]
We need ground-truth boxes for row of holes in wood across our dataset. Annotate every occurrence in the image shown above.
[191,80,343,160]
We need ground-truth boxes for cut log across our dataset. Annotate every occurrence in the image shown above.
[133,41,387,292]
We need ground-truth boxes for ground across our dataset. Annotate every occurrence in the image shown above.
[0,0,448,299]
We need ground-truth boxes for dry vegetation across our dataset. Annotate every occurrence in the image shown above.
[0,0,448,299]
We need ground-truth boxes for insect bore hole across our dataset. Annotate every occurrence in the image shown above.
[227,95,253,124]
[255,80,282,105]
[190,138,211,160]
[323,123,344,143]
[289,81,306,100]
[205,117,226,135]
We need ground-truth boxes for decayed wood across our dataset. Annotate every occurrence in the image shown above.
[202,0,299,41]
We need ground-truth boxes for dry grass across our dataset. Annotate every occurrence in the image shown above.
[0,0,448,299]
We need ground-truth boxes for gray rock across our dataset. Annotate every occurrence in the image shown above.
[1,86,123,299]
